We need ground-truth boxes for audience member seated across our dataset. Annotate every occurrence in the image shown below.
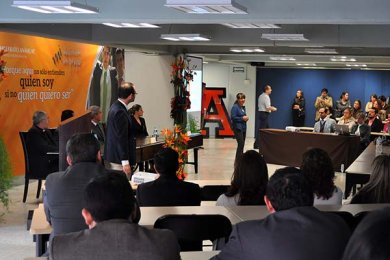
[129,104,149,138]
[301,148,343,205]
[383,113,390,133]
[342,207,390,260]
[60,109,74,122]
[365,94,377,112]
[350,154,390,204]
[214,168,350,260]
[44,133,108,239]
[136,148,201,206]
[367,108,383,133]
[27,111,59,176]
[351,99,362,119]
[89,106,105,155]
[378,95,389,121]
[50,172,180,260]
[337,107,356,132]
[216,150,268,206]
[351,113,371,151]
[313,107,336,133]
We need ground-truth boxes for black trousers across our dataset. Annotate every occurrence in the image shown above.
[234,128,246,166]
[254,111,269,148]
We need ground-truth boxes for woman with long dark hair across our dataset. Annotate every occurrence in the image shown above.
[301,148,343,205]
[129,104,148,138]
[351,99,362,119]
[230,93,249,166]
[335,91,351,118]
[216,150,268,206]
[351,154,390,204]
[291,89,305,127]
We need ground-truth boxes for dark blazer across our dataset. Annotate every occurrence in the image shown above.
[88,62,118,107]
[105,100,136,166]
[351,123,371,147]
[50,219,181,260]
[136,175,201,206]
[230,103,247,131]
[215,207,351,260]
[91,122,105,144]
[368,117,383,133]
[26,125,59,178]
[131,116,149,138]
[43,162,107,238]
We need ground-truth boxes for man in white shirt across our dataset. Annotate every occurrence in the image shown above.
[314,107,336,133]
[254,85,277,148]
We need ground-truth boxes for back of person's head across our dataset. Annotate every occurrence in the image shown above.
[342,208,390,260]
[66,133,100,164]
[61,109,74,122]
[301,148,335,200]
[263,85,271,92]
[357,154,390,203]
[89,106,101,117]
[154,148,179,176]
[227,150,268,205]
[118,82,135,99]
[84,172,137,222]
[32,111,47,125]
[266,169,313,211]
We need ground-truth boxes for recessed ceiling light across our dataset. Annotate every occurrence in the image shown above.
[161,34,210,41]
[346,63,367,67]
[296,63,317,66]
[165,0,247,14]
[103,23,159,28]
[262,34,308,41]
[12,0,99,13]
[331,57,356,62]
[305,48,338,54]
[230,47,265,53]
[222,23,280,29]
[270,56,296,61]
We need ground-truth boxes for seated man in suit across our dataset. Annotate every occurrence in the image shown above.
[136,148,201,206]
[313,107,336,133]
[214,168,351,260]
[50,172,180,260]
[351,112,371,151]
[27,111,59,177]
[367,108,383,133]
[44,133,108,239]
[89,105,105,156]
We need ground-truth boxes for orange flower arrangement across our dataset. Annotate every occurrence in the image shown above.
[161,125,191,180]
[0,49,7,82]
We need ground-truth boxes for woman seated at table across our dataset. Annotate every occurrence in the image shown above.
[216,150,268,206]
[301,148,343,205]
[365,94,378,112]
[351,154,390,204]
[337,107,356,132]
[351,99,362,119]
[130,104,149,138]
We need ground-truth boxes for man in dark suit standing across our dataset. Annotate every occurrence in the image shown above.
[50,172,180,260]
[89,105,105,155]
[104,82,137,178]
[136,148,201,206]
[215,169,350,260]
[88,46,118,121]
[44,133,107,239]
[27,111,59,178]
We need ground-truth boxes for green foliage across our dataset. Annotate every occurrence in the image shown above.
[0,137,12,210]
[187,114,200,133]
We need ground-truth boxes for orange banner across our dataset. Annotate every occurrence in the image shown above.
[0,31,99,176]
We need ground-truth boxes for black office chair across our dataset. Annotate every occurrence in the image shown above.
[328,211,355,231]
[201,185,230,201]
[19,131,56,203]
[353,211,370,230]
[154,214,232,251]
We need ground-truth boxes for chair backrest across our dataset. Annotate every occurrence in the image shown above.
[154,214,232,251]
[201,185,230,201]
[353,211,370,230]
[328,211,355,231]
[19,131,30,173]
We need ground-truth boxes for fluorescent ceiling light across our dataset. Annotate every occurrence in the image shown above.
[223,23,280,29]
[262,33,308,41]
[161,34,210,41]
[165,0,247,14]
[346,63,367,67]
[103,23,159,28]
[331,56,356,62]
[270,56,296,61]
[230,47,265,53]
[296,63,317,66]
[305,48,338,54]
[12,1,99,13]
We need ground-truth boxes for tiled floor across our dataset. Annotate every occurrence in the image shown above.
[0,137,347,259]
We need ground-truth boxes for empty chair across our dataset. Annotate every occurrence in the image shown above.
[201,185,229,201]
[154,214,232,251]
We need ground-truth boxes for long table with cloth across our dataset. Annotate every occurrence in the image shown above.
[258,129,360,171]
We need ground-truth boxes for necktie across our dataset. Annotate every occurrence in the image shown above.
[102,70,108,120]
[320,120,325,133]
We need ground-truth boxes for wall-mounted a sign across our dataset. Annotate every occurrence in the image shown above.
[233,66,245,73]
